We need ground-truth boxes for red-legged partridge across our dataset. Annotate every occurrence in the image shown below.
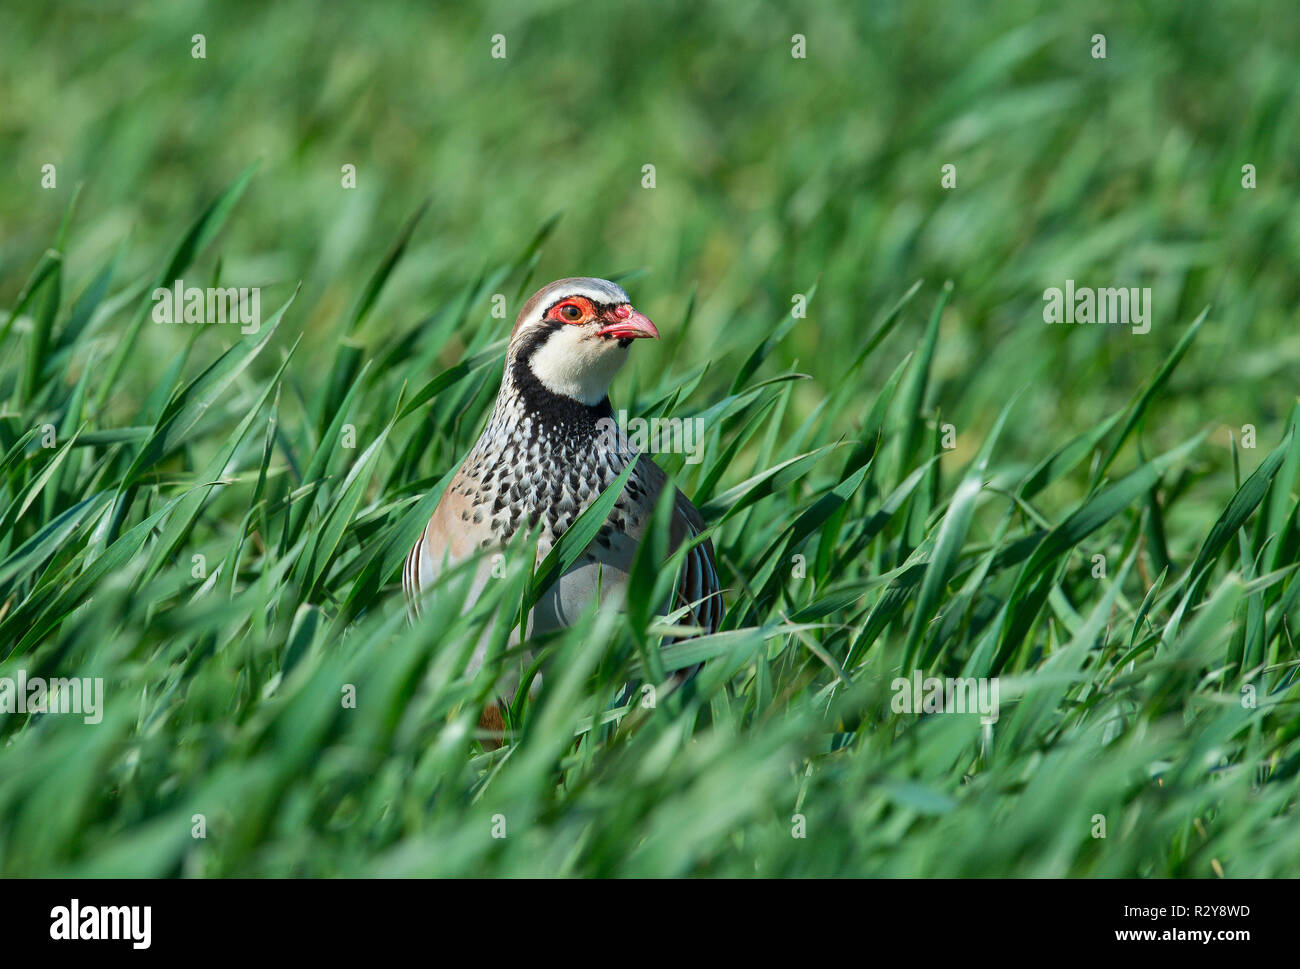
[403,278,723,728]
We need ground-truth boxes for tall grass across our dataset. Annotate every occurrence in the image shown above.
[1,0,1298,876]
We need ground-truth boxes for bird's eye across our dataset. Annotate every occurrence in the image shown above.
[558,303,583,322]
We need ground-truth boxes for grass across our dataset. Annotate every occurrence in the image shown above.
[1,0,1299,877]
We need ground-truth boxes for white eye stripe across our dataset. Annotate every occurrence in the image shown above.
[537,281,630,317]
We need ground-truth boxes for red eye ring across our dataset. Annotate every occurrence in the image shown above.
[553,300,585,323]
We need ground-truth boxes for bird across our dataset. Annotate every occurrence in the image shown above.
[403,277,723,737]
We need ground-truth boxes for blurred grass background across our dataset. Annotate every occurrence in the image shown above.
[5,0,1296,452]
[2,0,1299,876]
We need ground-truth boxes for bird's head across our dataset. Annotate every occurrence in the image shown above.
[507,277,659,407]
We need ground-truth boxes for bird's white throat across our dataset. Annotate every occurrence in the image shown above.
[526,326,630,406]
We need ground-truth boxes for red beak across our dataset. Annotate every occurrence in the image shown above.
[597,306,659,341]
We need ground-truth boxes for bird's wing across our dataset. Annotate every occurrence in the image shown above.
[404,466,483,619]
[634,457,724,636]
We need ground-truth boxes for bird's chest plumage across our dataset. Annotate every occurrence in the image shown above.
[431,388,652,646]
[450,382,648,563]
